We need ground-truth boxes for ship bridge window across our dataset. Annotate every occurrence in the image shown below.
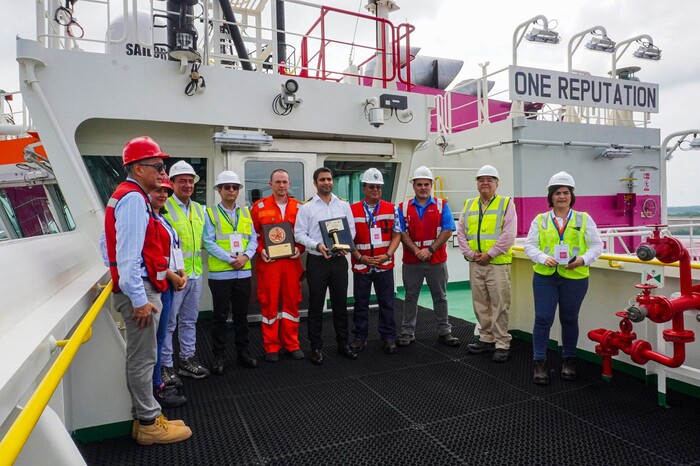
[323,161,397,205]
[243,161,304,205]
[84,156,207,206]
[0,184,73,240]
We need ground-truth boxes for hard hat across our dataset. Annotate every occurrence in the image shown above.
[547,171,575,189]
[410,165,434,182]
[361,168,384,185]
[475,165,499,180]
[214,170,243,188]
[122,136,169,166]
[169,160,200,184]
[160,174,173,191]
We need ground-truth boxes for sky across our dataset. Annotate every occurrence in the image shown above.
[1,0,700,205]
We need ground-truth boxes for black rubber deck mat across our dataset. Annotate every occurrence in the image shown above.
[77,300,700,465]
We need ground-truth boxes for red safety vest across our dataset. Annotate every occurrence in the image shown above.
[350,201,395,273]
[105,181,169,293]
[400,197,447,265]
[250,195,304,255]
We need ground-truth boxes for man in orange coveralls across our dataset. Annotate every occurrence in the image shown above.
[250,169,306,362]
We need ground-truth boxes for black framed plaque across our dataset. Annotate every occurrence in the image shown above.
[319,217,356,256]
[262,222,295,259]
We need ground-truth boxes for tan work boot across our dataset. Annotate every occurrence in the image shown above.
[136,414,192,445]
[132,414,187,439]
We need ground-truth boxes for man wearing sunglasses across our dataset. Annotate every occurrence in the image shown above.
[104,136,192,445]
[203,170,259,375]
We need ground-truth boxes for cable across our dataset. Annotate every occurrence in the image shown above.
[54,1,84,39]
[184,63,205,96]
[272,94,293,116]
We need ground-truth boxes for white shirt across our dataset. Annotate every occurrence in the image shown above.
[294,193,355,256]
[524,209,604,266]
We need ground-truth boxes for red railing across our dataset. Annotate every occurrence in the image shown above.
[298,6,412,89]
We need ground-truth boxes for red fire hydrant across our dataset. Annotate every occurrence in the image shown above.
[588,226,699,380]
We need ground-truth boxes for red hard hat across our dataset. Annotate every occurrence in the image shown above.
[161,174,174,191]
[122,136,169,166]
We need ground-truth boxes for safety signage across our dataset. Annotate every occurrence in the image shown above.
[641,265,664,288]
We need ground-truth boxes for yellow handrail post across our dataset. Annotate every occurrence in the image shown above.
[0,281,113,466]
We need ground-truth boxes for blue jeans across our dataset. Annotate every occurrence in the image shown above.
[153,284,173,387]
[532,272,588,360]
[353,270,397,342]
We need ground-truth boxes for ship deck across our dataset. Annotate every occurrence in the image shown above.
[76,301,700,465]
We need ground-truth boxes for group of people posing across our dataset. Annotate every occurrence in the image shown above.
[104,136,602,446]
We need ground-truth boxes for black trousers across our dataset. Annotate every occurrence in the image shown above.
[306,254,349,350]
[208,277,251,357]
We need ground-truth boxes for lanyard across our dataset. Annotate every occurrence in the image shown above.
[551,210,573,242]
[157,213,179,247]
[218,204,239,232]
[363,200,380,227]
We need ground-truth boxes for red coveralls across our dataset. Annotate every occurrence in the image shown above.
[251,195,305,353]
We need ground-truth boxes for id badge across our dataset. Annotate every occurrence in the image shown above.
[173,247,185,270]
[230,234,244,255]
[554,244,570,265]
[370,227,382,246]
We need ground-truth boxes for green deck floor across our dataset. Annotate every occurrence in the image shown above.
[396,281,476,324]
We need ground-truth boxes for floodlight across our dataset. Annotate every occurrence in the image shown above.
[212,130,273,148]
[526,27,561,44]
[633,43,661,60]
[585,35,616,53]
[599,145,632,159]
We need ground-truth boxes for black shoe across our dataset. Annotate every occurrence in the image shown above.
[467,340,496,354]
[264,352,280,363]
[154,384,187,408]
[338,344,358,360]
[178,356,210,379]
[212,356,225,375]
[309,349,323,365]
[396,333,415,347]
[438,333,460,347]
[383,340,398,355]
[288,349,305,360]
[492,348,510,362]
[533,360,550,385]
[161,366,183,389]
[561,357,577,380]
[350,339,368,352]
[237,351,259,369]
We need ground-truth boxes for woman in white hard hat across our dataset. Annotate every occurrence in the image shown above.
[524,171,603,385]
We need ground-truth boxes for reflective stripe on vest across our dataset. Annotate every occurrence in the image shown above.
[163,197,205,276]
[206,205,253,272]
[533,210,589,279]
[462,195,512,264]
[351,201,395,272]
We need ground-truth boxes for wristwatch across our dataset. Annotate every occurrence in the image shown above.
[428,246,435,254]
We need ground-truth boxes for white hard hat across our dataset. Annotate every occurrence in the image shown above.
[547,171,575,189]
[214,170,243,188]
[169,160,200,183]
[475,164,499,180]
[411,165,434,182]
[361,167,384,185]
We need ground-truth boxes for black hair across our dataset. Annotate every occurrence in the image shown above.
[313,167,333,182]
[547,185,575,208]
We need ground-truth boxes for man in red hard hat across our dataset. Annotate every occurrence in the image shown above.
[104,136,192,445]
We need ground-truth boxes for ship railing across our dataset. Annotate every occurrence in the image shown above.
[0,281,113,466]
[0,91,32,139]
[599,223,700,261]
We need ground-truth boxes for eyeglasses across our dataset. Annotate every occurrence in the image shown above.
[220,184,241,191]
[138,162,167,173]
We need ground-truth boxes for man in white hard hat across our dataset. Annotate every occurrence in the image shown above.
[294,167,358,365]
[349,168,402,354]
[203,170,259,374]
[396,166,460,347]
[161,160,210,387]
[457,165,517,362]
[250,169,305,362]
